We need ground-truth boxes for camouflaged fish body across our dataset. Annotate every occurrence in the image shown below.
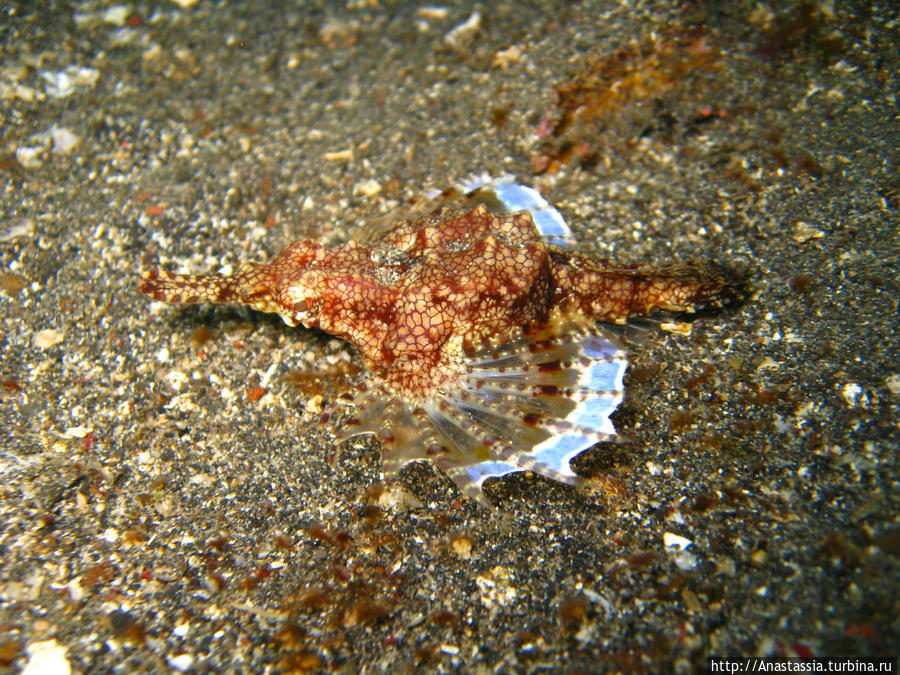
[140,176,743,504]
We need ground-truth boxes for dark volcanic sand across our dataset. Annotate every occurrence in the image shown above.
[1,1,897,672]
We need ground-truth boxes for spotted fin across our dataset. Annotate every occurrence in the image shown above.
[338,320,627,506]
[360,175,575,249]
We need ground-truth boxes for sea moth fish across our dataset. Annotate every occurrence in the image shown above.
[140,176,744,505]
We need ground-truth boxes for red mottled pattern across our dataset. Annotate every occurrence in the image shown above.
[140,184,746,505]
[141,203,741,402]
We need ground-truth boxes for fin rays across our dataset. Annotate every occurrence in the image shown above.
[358,174,575,249]
[338,320,627,505]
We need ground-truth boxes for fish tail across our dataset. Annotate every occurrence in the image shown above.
[554,255,748,321]
[642,261,748,313]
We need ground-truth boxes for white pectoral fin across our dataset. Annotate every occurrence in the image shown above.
[336,319,627,506]
[422,321,627,503]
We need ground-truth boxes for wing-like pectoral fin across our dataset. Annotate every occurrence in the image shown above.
[338,319,627,506]
[430,322,626,502]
